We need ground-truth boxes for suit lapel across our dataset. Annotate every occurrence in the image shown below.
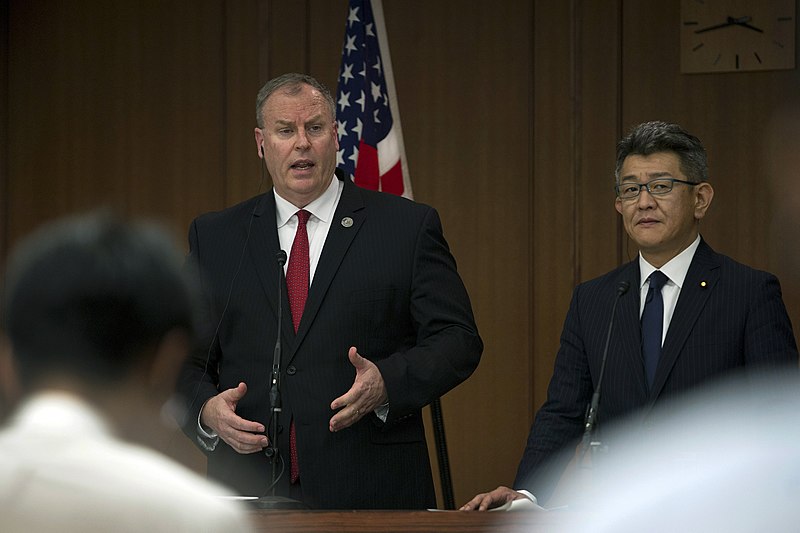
[650,239,720,397]
[248,193,294,343]
[286,176,366,362]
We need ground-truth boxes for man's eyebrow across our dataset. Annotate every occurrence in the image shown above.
[619,171,674,182]
[272,115,325,126]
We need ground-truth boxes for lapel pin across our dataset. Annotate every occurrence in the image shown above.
[341,217,354,228]
[700,281,707,288]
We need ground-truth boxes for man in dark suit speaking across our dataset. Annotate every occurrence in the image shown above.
[176,73,482,509]
[461,121,798,511]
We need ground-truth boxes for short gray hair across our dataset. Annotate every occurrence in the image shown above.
[615,121,709,183]
[255,73,336,128]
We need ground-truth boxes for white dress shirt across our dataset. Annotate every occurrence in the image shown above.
[274,174,343,284]
[0,392,252,532]
[638,235,701,346]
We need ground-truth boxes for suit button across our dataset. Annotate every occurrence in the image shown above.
[286,365,297,375]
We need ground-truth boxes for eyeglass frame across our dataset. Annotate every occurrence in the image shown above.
[614,177,701,200]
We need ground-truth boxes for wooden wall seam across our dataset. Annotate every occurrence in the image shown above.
[615,0,625,266]
[0,0,8,269]
[527,0,538,426]
[570,0,582,288]
[221,0,229,208]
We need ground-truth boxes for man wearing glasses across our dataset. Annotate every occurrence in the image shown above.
[462,121,798,511]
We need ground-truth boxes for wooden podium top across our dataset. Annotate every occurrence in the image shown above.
[249,509,572,532]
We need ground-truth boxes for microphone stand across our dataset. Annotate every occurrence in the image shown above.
[579,280,630,466]
[250,250,307,510]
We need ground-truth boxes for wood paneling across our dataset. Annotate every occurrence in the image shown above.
[224,0,267,207]
[380,0,533,504]
[6,0,227,242]
[0,0,7,271]
[531,0,577,417]
[2,0,798,510]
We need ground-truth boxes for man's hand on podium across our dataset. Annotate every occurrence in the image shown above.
[459,486,530,511]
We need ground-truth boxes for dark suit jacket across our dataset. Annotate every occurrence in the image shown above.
[514,238,798,503]
[177,172,482,509]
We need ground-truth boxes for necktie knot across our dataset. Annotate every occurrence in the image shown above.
[296,209,311,227]
[648,270,668,292]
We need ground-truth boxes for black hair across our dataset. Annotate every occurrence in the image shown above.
[1,212,196,388]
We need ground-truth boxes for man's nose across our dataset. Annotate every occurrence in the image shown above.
[636,186,657,207]
[295,129,311,149]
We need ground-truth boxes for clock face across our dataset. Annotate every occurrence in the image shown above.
[681,0,796,73]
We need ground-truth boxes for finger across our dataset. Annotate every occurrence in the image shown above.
[329,404,361,432]
[329,413,348,432]
[330,389,357,412]
[347,346,366,369]
[225,436,268,454]
[222,381,248,402]
[219,424,269,454]
[459,494,487,511]
[223,412,266,434]
[477,494,495,511]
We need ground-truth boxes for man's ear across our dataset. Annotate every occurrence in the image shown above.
[694,182,715,220]
[254,127,265,159]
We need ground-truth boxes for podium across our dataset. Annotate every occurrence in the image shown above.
[248,509,572,532]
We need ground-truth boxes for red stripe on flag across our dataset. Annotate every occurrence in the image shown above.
[379,160,404,196]
[354,140,379,191]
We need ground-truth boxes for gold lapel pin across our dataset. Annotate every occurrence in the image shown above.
[341,217,354,228]
[700,281,707,288]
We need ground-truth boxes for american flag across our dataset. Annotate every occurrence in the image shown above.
[335,0,412,199]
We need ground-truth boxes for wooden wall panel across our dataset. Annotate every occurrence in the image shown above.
[6,0,227,244]
[576,0,624,281]
[264,1,311,78]
[9,1,126,233]
[0,0,7,273]
[224,0,267,207]
[381,0,533,504]
[308,1,345,96]
[532,0,577,416]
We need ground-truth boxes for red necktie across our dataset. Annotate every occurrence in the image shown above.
[286,209,310,484]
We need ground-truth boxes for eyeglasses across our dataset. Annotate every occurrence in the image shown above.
[615,178,700,200]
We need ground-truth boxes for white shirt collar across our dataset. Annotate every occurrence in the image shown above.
[10,391,111,437]
[639,234,701,289]
[274,173,339,227]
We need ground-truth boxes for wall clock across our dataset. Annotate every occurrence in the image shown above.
[681,0,796,73]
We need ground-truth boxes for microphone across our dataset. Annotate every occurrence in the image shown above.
[580,280,630,463]
[265,251,287,463]
[252,250,306,509]
[271,250,287,408]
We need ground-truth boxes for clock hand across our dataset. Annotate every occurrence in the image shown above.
[694,15,760,34]
[735,21,764,33]
[695,16,738,34]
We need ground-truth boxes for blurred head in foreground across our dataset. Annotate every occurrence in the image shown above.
[1,211,194,411]
[0,212,251,532]
[556,370,800,533]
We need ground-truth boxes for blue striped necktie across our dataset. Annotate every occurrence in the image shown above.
[642,270,668,388]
